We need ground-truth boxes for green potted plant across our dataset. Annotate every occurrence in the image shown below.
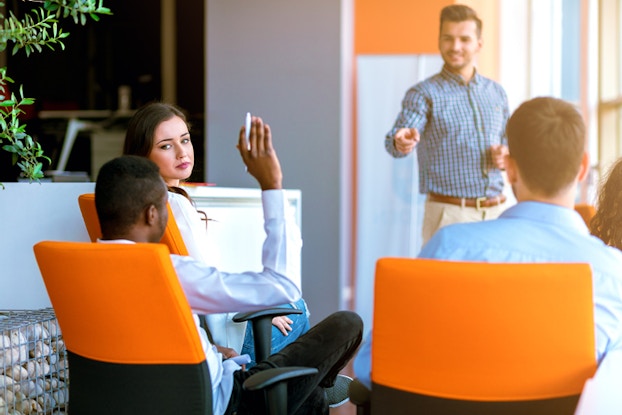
[0,0,111,186]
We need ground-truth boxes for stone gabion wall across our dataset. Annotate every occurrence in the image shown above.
[0,309,68,415]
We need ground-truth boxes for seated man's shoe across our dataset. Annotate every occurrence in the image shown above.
[325,374,353,408]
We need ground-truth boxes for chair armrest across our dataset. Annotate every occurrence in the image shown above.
[232,307,303,323]
[233,308,304,362]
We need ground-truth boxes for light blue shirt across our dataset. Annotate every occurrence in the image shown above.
[385,66,509,198]
[353,202,622,390]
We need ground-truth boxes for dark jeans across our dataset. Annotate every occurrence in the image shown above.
[225,310,363,415]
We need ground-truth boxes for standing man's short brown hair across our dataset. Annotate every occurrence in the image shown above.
[440,4,482,38]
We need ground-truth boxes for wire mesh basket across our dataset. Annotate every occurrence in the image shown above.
[0,308,68,415]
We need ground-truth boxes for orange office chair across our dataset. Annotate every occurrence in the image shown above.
[361,258,597,415]
[574,203,596,227]
[77,192,303,356]
[33,241,316,415]
[78,192,188,255]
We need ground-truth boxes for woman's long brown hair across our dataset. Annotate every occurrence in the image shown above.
[590,158,622,250]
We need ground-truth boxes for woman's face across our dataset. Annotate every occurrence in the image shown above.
[148,115,194,187]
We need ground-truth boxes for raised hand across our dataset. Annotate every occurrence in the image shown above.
[238,116,283,190]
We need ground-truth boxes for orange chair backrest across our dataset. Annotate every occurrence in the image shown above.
[574,203,596,227]
[78,193,189,256]
[33,241,204,364]
[372,258,596,401]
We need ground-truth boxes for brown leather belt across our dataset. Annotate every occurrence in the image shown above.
[428,193,507,210]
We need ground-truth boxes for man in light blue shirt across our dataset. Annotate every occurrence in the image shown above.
[353,96,622,391]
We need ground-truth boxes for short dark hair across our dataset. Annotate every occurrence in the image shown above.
[506,97,585,197]
[440,4,482,38]
[123,102,188,158]
[95,155,167,237]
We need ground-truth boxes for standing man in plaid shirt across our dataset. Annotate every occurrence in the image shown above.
[386,4,510,244]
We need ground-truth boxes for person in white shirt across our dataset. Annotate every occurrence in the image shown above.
[95,117,362,415]
[122,102,310,365]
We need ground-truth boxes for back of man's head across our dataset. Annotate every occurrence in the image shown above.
[440,4,482,38]
[95,155,166,239]
[506,97,585,197]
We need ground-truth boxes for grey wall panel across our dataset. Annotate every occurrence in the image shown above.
[206,0,343,324]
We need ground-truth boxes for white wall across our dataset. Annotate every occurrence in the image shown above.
[0,183,94,309]
[205,0,347,324]
[355,54,443,329]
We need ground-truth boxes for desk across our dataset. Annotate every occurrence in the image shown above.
[38,109,134,172]
[574,349,622,414]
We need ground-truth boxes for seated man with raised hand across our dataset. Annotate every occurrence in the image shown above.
[353,96,622,392]
[95,117,362,415]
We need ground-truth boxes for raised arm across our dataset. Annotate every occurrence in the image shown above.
[173,116,302,315]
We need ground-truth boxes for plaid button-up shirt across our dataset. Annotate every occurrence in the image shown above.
[385,66,509,198]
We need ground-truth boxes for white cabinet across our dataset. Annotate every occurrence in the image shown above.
[183,185,301,272]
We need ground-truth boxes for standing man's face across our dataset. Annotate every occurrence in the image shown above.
[438,20,482,78]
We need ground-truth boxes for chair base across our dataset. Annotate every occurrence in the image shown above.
[371,384,580,415]
[67,351,212,415]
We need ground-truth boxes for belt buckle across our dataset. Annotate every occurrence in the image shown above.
[475,196,487,211]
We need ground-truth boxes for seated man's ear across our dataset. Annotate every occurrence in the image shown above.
[145,204,159,226]
[505,154,517,185]
[577,152,590,183]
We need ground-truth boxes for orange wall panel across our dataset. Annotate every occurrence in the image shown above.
[355,0,454,54]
